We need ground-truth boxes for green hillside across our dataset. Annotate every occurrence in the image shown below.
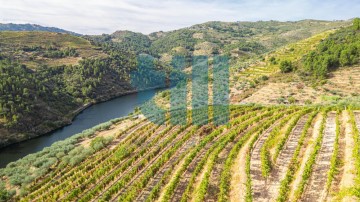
[91,20,351,63]
[0,19,350,148]
[2,19,360,201]
[0,32,166,148]
[300,25,360,79]
[0,23,80,36]
[0,31,105,69]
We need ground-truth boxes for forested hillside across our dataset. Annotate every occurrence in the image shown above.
[0,23,80,36]
[90,20,351,64]
[2,19,360,201]
[300,21,360,78]
[0,32,167,148]
[0,19,352,148]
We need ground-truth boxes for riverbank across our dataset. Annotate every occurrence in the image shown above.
[0,88,162,168]
[0,87,164,149]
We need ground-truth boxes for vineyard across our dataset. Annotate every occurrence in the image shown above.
[3,104,357,201]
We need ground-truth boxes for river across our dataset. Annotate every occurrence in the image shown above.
[0,89,160,168]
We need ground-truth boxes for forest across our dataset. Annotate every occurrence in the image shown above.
[301,19,360,78]
[0,40,169,147]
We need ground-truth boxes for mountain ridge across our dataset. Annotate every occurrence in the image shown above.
[0,23,81,36]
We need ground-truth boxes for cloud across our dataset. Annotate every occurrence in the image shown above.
[0,0,359,35]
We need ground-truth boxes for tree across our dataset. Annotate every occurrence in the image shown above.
[279,60,293,73]
[340,49,351,66]
[90,137,106,151]
[353,18,360,31]
[301,27,360,79]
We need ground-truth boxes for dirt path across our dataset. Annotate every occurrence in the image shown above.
[169,115,258,201]
[33,120,155,201]
[266,115,308,200]
[110,126,191,201]
[135,127,201,202]
[89,126,179,202]
[302,112,336,201]
[230,133,257,202]
[202,131,244,201]
[335,111,357,202]
[250,121,279,201]
[289,114,322,201]
[169,131,222,202]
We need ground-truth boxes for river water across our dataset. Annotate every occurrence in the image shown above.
[0,90,159,168]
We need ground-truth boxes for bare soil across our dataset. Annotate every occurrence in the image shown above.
[289,114,323,201]
[302,112,337,201]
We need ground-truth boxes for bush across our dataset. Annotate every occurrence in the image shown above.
[69,155,85,166]
[0,185,15,202]
[277,97,286,104]
[90,136,113,151]
[288,96,296,104]
[260,75,269,81]
[280,60,293,73]
[269,56,277,65]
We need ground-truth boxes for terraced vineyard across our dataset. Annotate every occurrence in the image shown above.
[5,104,357,201]
[230,31,335,104]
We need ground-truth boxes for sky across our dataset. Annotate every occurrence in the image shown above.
[0,0,359,35]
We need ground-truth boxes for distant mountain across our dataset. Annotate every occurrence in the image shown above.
[0,23,81,36]
[90,19,351,63]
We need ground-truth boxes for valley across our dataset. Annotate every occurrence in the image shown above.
[1,18,360,201]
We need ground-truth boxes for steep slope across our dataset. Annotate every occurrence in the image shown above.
[1,106,360,202]
[238,22,360,105]
[1,20,360,202]
[0,31,166,148]
[0,31,105,68]
[87,30,152,54]
[91,20,351,63]
[0,19,353,148]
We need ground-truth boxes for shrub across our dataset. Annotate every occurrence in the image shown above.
[69,155,85,166]
[269,56,277,65]
[0,184,15,202]
[90,136,113,151]
[305,100,312,105]
[280,60,293,73]
[288,96,296,104]
[277,97,286,104]
[260,75,269,81]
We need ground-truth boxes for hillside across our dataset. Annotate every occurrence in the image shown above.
[153,28,356,108]
[0,19,351,148]
[0,31,105,68]
[90,20,351,62]
[2,19,360,201]
[0,23,80,36]
[2,105,360,201]
[236,24,360,105]
[0,31,167,148]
